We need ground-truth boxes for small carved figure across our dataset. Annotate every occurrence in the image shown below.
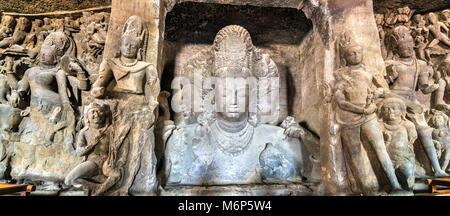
[65,102,117,195]
[431,54,450,113]
[385,7,414,27]
[0,15,16,41]
[0,17,31,49]
[378,97,417,190]
[333,32,405,195]
[385,25,449,177]
[41,17,53,33]
[414,35,432,63]
[411,14,429,38]
[80,12,108,77]
[428,110,450,172]
[426,12,450,48]
[375,14,388,59]
[441,9,450,29]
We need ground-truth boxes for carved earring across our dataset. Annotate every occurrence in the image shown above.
[137,48,142,61]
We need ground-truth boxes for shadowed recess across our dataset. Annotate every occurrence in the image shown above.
[165,2,313,45]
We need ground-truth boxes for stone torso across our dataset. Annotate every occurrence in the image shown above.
[27,67,62,110]
[341,68,372,106]
[381,121,414,163]
[390,61,417,93]
[107,58,150,94]
[83,127,110,168]
[336,67,374,125]
[165,122,303,185]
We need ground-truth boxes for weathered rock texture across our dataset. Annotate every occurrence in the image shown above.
[0,0,111,14]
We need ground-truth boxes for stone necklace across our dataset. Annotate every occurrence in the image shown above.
[209,119,254,156]
[119,57,138,67]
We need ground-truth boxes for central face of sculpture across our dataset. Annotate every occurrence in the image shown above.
[120,35,139,59]
[213,27,252,123]
[216,78,249,122]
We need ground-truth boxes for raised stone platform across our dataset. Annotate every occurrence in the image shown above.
[160,183,320,196]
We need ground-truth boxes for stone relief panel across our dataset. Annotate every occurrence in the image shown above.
[331,32,409,195]
[0,8,111,190]
[88,15,159,195]
[376,7,450,69]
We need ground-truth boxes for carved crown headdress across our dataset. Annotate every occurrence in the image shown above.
[390,25,413,43]
[120,15,148,61]
[338,31,361,66]
[44,31,76,60]
[212,25,255,77]
[338,32,360,54]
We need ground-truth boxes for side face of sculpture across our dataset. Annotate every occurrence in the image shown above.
[164,25,304,186]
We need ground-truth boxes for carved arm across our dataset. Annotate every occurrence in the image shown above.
[91,60,113,98]
[335,90,365,114]
[145,65,160,108]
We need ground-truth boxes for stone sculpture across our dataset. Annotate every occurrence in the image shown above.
[91,15,159,195]
[65,102,116,196]
[0,15,15,42]
[164,25,304,186]
[9,31,87,182]
[428,110,450,173]
[427,12,450,49]
[333,32,406,195]
[432,54,450,114]
[385,25,449,177]
[378,97,417,190]
[0,0,448,197]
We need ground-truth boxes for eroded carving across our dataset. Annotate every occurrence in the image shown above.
[333,32,406,195]
[90,15,159,195]
[378,97,417,190]
[384,25,449,177]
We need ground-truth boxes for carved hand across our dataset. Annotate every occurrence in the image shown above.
[284,125,305,138]
[9,90,20,108]
[91,87,105,98]
[364,104,377,115]
[422,83,440,94]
